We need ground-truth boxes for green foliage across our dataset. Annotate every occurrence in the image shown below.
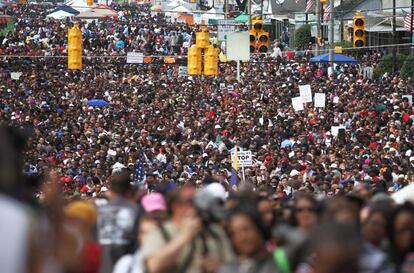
[334,40,361,57]
[401,55,414,80]
[295,24,311,49]
[334,40,353,48]
[374,53,407,78]
[0,22,15,37]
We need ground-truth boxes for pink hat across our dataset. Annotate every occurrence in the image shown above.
[141,193,167,213]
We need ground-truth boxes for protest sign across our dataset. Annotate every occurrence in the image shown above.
[299,85,312,103]
[292,97,304,111]
[314,93,326,108]
[231,150,252,167]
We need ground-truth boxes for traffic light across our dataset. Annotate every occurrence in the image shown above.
[68,23,82,70]
[250,16,269,53]
[252,16,263,31]
[249,30,256,53]
[187,46,202,75]
[320,0,328,4]
[353,11,365,48]
[204,47,218,76]
[86,0,93,6]
[257,31,269,53]
[196,29,210,49]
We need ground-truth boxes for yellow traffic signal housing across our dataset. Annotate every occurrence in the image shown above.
[249,30,256,53]
[257,31,269,53]
[353,12,365,48]
[250,16,269,53]
[196,29,210,49]
[204,47,218,76]
[86,0,93,6]
[252,16,263,32]
[68,24,82,70]
[187,46,202,75]
[320,0,328,4]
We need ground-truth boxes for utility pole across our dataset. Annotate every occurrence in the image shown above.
[261,0,263,18]
[316,0,321,54]
[411,0,414,80]
[392,0,396,73]
[304,0,309,24]
[248,0,252,30]
[411,0,414,55]
[340,0,343,41]
[329,0,334,71]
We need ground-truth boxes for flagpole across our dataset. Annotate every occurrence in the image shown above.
[242,166,246,182]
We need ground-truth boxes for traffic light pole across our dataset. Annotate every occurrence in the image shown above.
[237,60,240,82]
[328,0,334,72]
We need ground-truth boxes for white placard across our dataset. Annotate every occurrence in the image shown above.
[403,95,413,106]
[292,97,304,112]
[299,85,312,103]
[127,52,144,64]
[220,83,226,90]
[314,93,326,108]
[333,96,339,104]
[331,125,346,137]
[10,72,22,80]
[227,85,234,91]
[231,150,253,167]
[226,32,250,61]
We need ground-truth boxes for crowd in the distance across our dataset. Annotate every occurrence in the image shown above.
[1,3,414,273]
[0,3,213,57]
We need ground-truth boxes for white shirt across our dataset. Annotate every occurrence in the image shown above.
[0,195,29,273]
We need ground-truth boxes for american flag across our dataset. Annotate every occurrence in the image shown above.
[323,4,331,21]
[305,0,315,13]
[403,10,414,32]
[133,151,146,186]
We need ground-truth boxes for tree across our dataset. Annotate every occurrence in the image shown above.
[294,24,311,49]
[401,55,414,80]
[374,54,407,78]
[334,41,353,48]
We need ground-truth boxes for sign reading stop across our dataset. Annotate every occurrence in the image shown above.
[231,150,253,167]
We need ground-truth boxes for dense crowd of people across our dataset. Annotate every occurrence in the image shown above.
[1,3,414,273]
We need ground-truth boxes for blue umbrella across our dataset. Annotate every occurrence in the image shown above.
[309,53,359,64]
[115,40,125,49]
[87,99,108,107]
[281,139,293,148]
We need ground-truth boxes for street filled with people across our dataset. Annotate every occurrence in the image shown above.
[1,3,414,273]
